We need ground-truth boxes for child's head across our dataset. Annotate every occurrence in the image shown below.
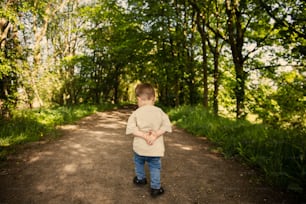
[135,83,155,105]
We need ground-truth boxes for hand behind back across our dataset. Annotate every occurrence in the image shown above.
[145,130,158,145]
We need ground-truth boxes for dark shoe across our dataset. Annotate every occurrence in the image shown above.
[133,176,147,185]
[151,187,164,197]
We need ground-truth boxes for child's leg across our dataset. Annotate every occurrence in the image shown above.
[134,153,146,180]
[147,157,161,189]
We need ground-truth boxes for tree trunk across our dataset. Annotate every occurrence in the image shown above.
[225,0,246,119]
[210,19,223,116]
[196,12,209,108]
[0,77,10,118]
[113,65,120,104]
[187,11,197,105]
[213,44,220,115]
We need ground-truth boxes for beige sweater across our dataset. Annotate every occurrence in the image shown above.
[126,105,172,157]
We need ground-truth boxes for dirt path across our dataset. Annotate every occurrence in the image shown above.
[0,109,296,204]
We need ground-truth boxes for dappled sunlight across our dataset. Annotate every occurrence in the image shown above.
[97,134,126,145]
[167,128,222,161]
[74,111,129,131]
[203,153,222,161]
[71,143,82,149]
[95,137,126,145]
[36,183,49,192]
[59,124,78,130]
[96,122,124,129]
[28,156,40,163]
[24,151,55,165]
[68,144,94,154]
[63,163,77,173]
[170,143,193,151]
[73,129,127,146]
[79,158,94,165]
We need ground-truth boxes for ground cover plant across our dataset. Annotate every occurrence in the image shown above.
[168,105,306,196]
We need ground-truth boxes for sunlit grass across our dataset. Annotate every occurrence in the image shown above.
[168,105,306,194]
[0,103,115,159]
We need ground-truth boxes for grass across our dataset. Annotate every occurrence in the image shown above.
[168,105,306,195]
[0,103,116,159]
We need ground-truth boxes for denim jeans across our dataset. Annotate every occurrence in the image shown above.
[134,152,161,189]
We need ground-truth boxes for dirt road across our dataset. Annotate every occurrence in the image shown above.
[0,109,296,203]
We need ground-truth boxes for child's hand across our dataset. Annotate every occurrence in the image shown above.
[143,132,152,145]
[147,131,158,145]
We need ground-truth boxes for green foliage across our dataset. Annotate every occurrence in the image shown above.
[259,0,306,62]
[0,103,115,159]
[273,71,305,129]
[248,69,305,130]
[75,0,148,104]
[0,3,23,117]
[168,105,306,194]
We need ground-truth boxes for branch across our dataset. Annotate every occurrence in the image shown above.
[0,20,12,49]
[243,30,273,62]
[242,15,253,34]
[188,0,227,42]
[258,0,306,39]
[35,0,70,45]
[250,64,304,71]
[206,23,227,42]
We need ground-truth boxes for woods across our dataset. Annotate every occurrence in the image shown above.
[1,0,304,123]
[1,0,305,120]
[0,0,305,195]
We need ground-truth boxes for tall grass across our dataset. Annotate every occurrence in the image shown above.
[0,103,115,159]
[168,105,306,195]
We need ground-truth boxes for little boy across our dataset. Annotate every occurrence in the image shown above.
[126,83,172,197]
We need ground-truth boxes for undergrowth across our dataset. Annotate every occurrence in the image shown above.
[168,105,306,195]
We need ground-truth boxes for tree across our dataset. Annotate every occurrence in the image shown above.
[76,0,146,104]
[126,0,202,106]
[221,0,276,119]
[189,0,209,108]
[1,0,304,129]
[208,2,225,115]
[0,0,23,118]
[47,0,85,105]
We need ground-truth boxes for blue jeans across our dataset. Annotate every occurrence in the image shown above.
[134,153,161,189]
